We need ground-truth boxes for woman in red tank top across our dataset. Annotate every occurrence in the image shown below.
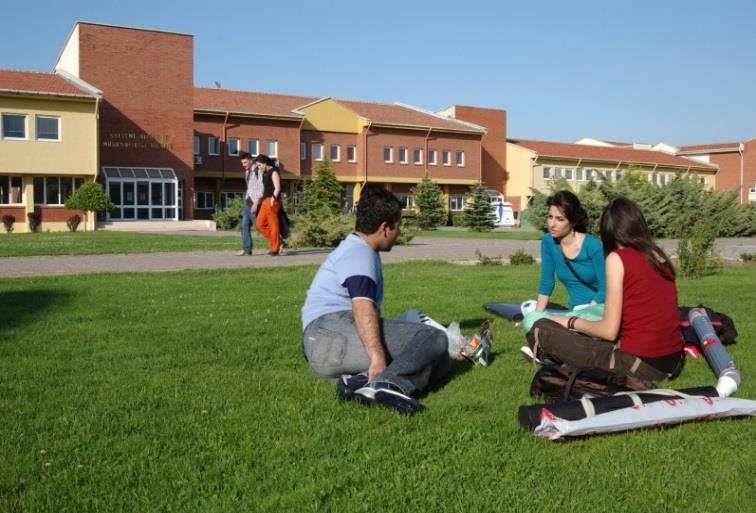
[527,197,684,386]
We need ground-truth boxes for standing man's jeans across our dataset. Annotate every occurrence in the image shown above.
[240,198,256,254]
[302,310,450,396]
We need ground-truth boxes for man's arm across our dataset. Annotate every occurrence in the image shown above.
[352,298,386,380]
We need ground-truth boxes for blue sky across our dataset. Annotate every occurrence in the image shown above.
[2,0,754,146]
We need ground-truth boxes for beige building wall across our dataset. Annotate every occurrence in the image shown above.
[505,142,536,218]
[0,95,98,232]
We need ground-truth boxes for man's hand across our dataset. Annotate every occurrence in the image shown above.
[251,201,258,214]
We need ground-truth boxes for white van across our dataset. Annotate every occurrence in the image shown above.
[485,190,516,227]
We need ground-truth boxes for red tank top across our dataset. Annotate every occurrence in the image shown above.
[616,247,682,358]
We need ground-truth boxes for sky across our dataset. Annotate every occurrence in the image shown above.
[1,0,754,146]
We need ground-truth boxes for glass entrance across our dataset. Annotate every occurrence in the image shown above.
[102,167,178,221]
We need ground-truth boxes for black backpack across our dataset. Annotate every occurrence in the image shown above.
[529,364,649,403]
[678,305,738,345]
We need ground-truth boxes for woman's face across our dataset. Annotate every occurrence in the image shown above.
[547,205,572,239]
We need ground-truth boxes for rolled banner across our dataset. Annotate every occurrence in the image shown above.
[689,307,741,397]
[532,396,756,440]
[518,386,718,431]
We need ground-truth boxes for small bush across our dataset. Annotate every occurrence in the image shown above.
[66,214,82,232]
[677,220,720,278]
[397,218,418,246]
[741,252,756,263]
[287,208,353,248]
[448,213,465,227]
[2,214,15,233]
[213,196,246,231]
[475,249,503,266]
[509,249,535,265]
[27,212,41,232]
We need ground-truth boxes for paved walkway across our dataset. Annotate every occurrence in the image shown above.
[1,236,754,278]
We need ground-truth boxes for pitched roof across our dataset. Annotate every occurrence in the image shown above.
[337,99,485,133]
[0,69,97,98]
[509,138,717,171]
[194,87,315,119]
[677,141,742,153]
[193,87,483,133]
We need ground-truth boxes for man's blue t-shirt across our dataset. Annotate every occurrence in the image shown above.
[301,233,383,330]
[537,233,605,309]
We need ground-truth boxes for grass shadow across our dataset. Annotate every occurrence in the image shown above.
[0,289,73,337]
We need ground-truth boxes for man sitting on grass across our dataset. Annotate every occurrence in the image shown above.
[301,188,450,414]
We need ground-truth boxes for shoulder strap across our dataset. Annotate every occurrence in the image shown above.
[562,253,599,292]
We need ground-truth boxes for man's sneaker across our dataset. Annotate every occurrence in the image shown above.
[355,382,420,415]
[235,250,252,256]
[336,373,369,401]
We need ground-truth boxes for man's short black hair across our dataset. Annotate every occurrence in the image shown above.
[355,187,402,234]
[240,151,252,160]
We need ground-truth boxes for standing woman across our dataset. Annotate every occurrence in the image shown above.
[527,197,684,386]
[536,190,605,311]
[255,154,282,256]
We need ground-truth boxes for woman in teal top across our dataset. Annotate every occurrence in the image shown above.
[536,191,605,311]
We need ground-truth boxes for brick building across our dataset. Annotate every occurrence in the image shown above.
[677,139,756,204]
[0,22,509,228]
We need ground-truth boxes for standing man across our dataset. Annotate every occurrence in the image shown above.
[236,151,263,256]
[301,188,450,414]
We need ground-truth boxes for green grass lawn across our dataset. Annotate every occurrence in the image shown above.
[1,263,755,512]
[0,231,259,257]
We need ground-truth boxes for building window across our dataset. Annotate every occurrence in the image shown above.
[586,169,594,181]
[300,142,307,160]
[413,147,423,165]
[554,168,563,179]
[347,145,357,162]
[399,147,408,164]
[456,150,465,166]
[442,150,451,166]
[248,138,259,156]
[2,113,27,140]
[208,137,220,155]
[220,191,244,209]
[384,146,393,163]
[395,194,413,210]
[448,195,465,212]
[227,137,240,156]
[576,168,583,181]
[0,175,23,204]
[428,148,437,166]
[312,143,324,161]
[330,144,341,162]
[36,115,60,141]
[193,135,200,155]
[195,191,215,210]
[543,167,551,180]
[33,176,83,205]
[564,168,573,180]
[266,139,278,157]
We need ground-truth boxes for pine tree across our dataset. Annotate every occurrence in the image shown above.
[411,176,446,230]
[463,182,496,231]
[306,158,342,216]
